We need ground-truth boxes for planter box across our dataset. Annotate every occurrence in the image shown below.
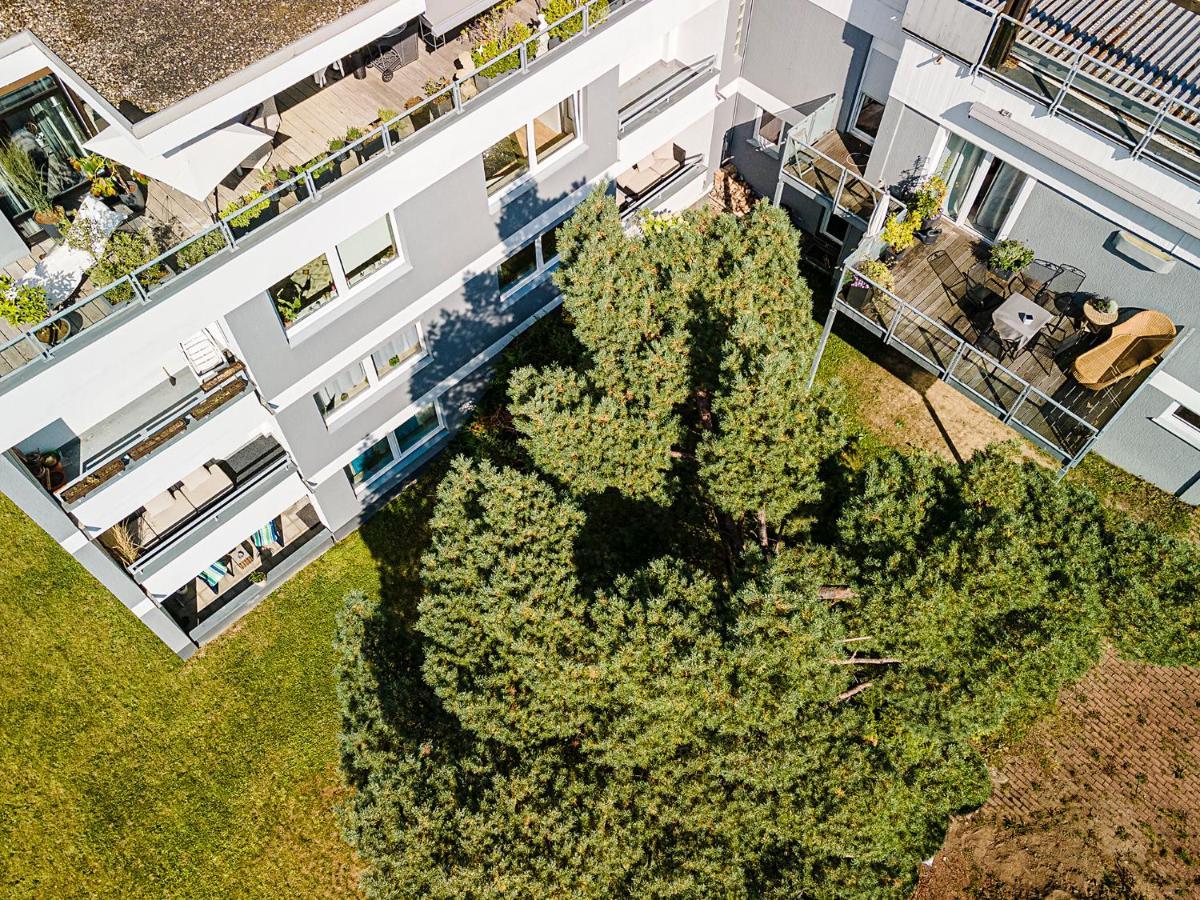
[192,378,247,419]
[128,418,187,461]
[62,457,126,504]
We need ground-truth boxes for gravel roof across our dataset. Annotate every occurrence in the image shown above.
[0,0,379,118]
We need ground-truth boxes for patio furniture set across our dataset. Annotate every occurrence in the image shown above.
[928,250,1175,391]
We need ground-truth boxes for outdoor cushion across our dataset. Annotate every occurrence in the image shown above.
[180,464,233,507]
[198,560,229,589]
[251,520,281,549]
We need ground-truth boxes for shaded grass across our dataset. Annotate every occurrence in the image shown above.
[0,471,441,899]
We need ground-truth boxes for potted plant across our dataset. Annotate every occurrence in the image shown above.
[881,211,921,265]
[176,229,227,271]
[0,141,62,240]
[249,570,267,585]
[846,258,894,308]
[0,275,50,329]
[910,175,947,245]
[87,228,167,304]
[424,77,453,117]
[1083,295,1119,329]
[71,154,120,200]
[470,4,535,89]
[220,190,274,238]
[544,0,607,44]
[988,238,1034,278]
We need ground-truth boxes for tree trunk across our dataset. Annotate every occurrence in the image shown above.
[837,682,874,702]
[757,509,769,550]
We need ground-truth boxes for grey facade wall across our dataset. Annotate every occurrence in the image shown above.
[865,102,941,189]
[740,0,871,132]
[1008,182,1200,502]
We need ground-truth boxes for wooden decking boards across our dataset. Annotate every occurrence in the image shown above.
[863,225,1156,454]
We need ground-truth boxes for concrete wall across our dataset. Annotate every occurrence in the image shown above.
[1008,182,1200,501]
[864,101,941,188]
[740,0,872,131]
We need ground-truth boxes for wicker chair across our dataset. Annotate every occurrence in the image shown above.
[1070,310,1176,390]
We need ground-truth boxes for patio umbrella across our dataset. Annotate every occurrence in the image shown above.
[84,123,273,202]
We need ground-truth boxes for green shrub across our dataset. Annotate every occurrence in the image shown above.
[544,0,607,41]
[910,175,947,221]
[0,278,49,326]
[472,21,535,78]
[176,229,226,270]
[220,191,271,229]
[882,211,921,252]
[989,238,1034,273]
[855,258,895,292]
[89,230,164,303]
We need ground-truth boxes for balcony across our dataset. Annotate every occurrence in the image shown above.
[106,437,308,600]
[616,142,706,219]
[834,224,1187,465]
[617,56,717,137]
[777,130,885,230]
[0,0,648,386]
[903,0,1200,185]
[161,497,330,640]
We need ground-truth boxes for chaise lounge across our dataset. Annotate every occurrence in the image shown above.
[1071,310,1176,390]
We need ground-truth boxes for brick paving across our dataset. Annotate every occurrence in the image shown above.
[915,652,1200,898]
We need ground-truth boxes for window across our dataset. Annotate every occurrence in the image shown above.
[314,362,370,418]
[754,109,784,149]
[1173,405,1200,432]
[484,96,579,198]
[533,97,577,162]
[499,241,538,292]
[394,404,439,455]
[346,437,394,486]
[498,223,564,298]
[337,215,398,287]
[344,401,445,493]
[484,127,530,195]
[371,323,426,380]
[851,93,886,141]
[271,253,337,327]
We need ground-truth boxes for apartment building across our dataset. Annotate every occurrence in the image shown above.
[0,0,1197,656]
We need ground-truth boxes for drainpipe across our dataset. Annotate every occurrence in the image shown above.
[986,0,1034,70]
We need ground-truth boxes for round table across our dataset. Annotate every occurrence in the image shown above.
[1082,302,1118,332]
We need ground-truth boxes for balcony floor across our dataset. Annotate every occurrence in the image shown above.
[783,130,876,219]
[846,225,1160,457]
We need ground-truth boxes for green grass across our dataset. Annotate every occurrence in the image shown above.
[0,472,440,898]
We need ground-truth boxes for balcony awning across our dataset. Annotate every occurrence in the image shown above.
[84,123,273,202]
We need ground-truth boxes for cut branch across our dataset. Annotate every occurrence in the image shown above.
[837,682,874,702]
[818,586,857,601]
[835,636,873,644]
[826,657,902,666]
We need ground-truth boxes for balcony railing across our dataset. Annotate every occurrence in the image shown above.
[776,133,887,231]
[617,56,717,136]
[619,159,705,221]
[904,0,1200,185]
[837,259,1103,465]
[0,0,649,387]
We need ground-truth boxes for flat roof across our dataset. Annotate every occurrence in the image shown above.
[0,0,380,118]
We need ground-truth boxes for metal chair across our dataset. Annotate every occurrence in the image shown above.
[1044,264,1086,337]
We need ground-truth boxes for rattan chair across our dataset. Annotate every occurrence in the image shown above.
[1071,310,1175,390]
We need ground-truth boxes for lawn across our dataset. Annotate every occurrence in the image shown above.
[0,471,439,898]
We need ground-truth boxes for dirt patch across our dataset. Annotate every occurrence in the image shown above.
[915,653,1200,899]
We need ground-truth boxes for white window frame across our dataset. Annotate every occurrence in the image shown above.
[748,106,788,157]
[818,206,850,246]
[349,399,447,497]
[487,92,582,206]
[498,222,563,305]
[847,91,885,145]
[283,210,408,340]
[319,321,431,427]
[1154,401,1200,452]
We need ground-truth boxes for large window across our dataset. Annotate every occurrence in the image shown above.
[344,401,444,493]
[271,253,337,327]
[314,362,370,418]
[0,74,88,223]
[753,109,784,150]
[337,215,399,287]
[483,95,579,197]
[1174,405,1200,431]
[483,127,530,195]
[498,222,563,299]
[370,323,427,380]
[851,93,886,142]
[533,98,576,162]
[346,437,394,486]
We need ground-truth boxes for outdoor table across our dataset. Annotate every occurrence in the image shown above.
[991,293,1053,353]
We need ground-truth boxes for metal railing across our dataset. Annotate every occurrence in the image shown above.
[907,2,1200,184]
[838,260,1102,464]
[617,57,717,136]
[0,0,647,386]
[619,159,705,220]
[129,446,293,578]
[775,132,887,231]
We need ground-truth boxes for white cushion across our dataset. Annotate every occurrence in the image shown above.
[181,466,211,493]
[143,490,177,519]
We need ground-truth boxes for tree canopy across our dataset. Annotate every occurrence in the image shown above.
[337,192,1200,898]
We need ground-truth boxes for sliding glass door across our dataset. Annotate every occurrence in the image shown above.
[936,134,1028,239]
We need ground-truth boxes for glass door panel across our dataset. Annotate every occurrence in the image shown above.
[967,159,1026,240]
[938,135,988,220]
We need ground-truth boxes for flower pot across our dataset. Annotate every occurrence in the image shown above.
[846,284,871,308]
[917,227,942,245]
[35,318,71,346]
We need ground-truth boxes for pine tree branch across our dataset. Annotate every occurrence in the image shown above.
[835,636,873,644]
[837,682,874,702]
[818,586,857,601]
[826,657,902,666]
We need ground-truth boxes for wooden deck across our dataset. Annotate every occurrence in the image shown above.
[844,225,1158,457]
[783,130,877,219]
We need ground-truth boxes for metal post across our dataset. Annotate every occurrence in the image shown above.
[451,80,463,113]
[217,219,238,251]
[808,301,839,391]
[519,43,528,72]
[883,298,904,343]
[129,273,151,303]
[1132,107,1168,158]
[1048,47,1082,116]
[304,170,319,202]
[381,119,393,152]
[943,339,967,382]
[832,167,849,214]
[1002,383,1032,424]
[1058,433,1099,481]
[25,332,49,360]
[583,3,591,34]
[972,13,1002,77]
